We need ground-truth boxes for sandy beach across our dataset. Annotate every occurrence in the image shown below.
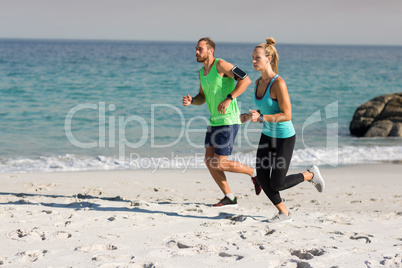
[0,164,401,267]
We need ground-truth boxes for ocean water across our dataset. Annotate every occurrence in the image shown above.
[0,39,401,172]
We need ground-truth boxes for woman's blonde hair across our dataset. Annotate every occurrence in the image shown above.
[255,37,279,73]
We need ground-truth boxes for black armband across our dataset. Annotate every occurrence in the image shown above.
[232,66,248,80]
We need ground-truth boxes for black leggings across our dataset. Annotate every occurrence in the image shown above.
[256,134,304,205]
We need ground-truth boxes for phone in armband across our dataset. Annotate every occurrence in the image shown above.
[231,66,248,80]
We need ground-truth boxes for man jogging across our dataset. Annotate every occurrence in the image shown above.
[182,37,261,207]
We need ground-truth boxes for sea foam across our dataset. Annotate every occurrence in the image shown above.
[1,145,401,173]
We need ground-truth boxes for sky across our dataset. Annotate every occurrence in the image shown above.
[1,0,402,46]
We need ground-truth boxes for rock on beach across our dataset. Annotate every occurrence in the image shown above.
[350,93,402,137]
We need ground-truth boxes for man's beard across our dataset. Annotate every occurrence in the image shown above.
[196,55,208,63]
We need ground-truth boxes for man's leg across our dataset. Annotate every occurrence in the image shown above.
[204,146,231,194]
[204,125,258,199]
[214,154,254,176]
[212,124,254,176]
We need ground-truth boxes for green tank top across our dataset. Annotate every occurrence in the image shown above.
[200,59,241,126]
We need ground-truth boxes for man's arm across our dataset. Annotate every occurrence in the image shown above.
[216,60,251,114]
[182,73,206,106]
[191,85,206,105]
[217,60,251,98]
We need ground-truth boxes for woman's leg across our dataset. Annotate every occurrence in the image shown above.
[262,135,304,217]
[270,135,304,192]
[256,134,283,206]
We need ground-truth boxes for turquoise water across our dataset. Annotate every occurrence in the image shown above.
[0,39,401,172]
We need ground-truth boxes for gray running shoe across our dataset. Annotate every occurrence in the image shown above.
[308,165,325,192]
[264,211,292,223]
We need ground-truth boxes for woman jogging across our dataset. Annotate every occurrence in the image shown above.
[242,37,325,223]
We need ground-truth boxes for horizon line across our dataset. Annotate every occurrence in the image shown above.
[1,37,402,48]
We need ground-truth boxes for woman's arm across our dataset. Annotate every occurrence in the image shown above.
[249,78,292,123]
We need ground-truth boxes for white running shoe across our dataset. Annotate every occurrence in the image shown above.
[264,211,293,223]
[308,165,325,192]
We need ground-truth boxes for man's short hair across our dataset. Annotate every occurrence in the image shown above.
[198,37,216,51]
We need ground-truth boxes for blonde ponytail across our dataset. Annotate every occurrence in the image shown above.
[256,37,279,73]
[266,37,276,46]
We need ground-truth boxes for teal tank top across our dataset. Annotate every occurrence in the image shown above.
[254,75,296,138]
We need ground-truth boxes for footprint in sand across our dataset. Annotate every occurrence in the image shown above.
[1,211,15,219]
[53,231,72,239]
[200,221,221,227]
[98,233,120,240]
[296,261,314,268]
[128,201,150,208]
[74,244,118,253]
[166,240,192,249]
[265,229,276,236]
[24,182,57,192]
[82,187,104,195]
[218,252,244,261]
[91,254,135,263]
[379,254,402,267]
[165,239,231,259]
[144,187,168,192]
[15,250,48,263]
[53,220,73,228]
[142,261,159,268]
[290,248,325,260]
[6,228,46,241]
